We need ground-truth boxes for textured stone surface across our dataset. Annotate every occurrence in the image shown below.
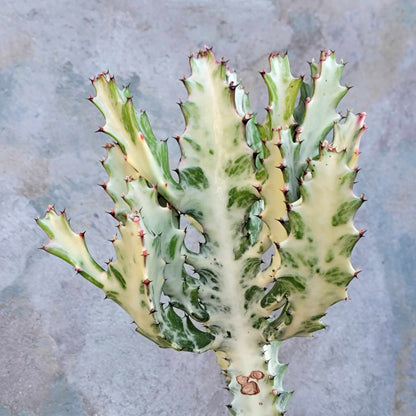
[0,0,415,415]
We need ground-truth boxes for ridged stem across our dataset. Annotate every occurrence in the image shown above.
[215,341,290,415]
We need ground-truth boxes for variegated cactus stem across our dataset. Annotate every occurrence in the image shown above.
[37,47,365,415]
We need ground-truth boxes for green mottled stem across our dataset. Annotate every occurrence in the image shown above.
[215,340,290,415]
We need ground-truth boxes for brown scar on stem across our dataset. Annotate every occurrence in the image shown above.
[236,371,264,395]
[249,370,265,380]
[236,375,249,386]
[241,381,260,395]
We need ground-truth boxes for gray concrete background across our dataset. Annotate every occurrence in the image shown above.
[0,0,415,415]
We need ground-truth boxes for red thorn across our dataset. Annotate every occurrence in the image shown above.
[319,141,327,150]
[75,267,81,273]
[354,269,361,277]
[139,229,145,238]
[95,126,105,133]
[149,308,156,314]
[358,229,366,238]
[78,231,86,239]
[133,216,140,224]
[242,113,252,125]
[143,278,151,287]
[357,112,367,125]
[142,250,149,257]
[274,242,280,250]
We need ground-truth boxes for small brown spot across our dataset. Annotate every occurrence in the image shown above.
[241,381,260,395]
[249,370,264,380]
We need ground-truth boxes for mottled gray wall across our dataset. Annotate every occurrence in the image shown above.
[1,0,415,415]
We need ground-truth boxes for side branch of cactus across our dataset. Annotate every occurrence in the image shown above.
[37,48,365,416]
[261,114,366,341]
